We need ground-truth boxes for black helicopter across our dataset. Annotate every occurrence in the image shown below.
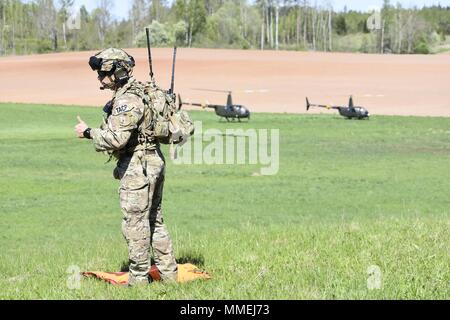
[180,89,251,122]
[306,96,370,119]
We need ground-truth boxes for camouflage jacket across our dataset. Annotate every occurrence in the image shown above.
[90,77,157,158]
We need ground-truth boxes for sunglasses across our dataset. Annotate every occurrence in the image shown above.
[97,70,114,80]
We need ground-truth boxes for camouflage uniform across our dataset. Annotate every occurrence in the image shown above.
[91,77,178,285]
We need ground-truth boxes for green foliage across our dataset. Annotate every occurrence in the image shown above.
[332,33,376,53]
[419,6,450,35]
[414,40,430,54]
[135,21,171,47]
[359,33,376,53]
[343,11,370,34]
[172,20,188,46]
[36,38,53,53]
[334,15,347,35]
[174,0,207,46]
[0,103,449,299]
[207,2,244,46]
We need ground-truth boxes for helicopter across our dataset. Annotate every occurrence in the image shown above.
[179,89,251,122]
[306,96,370,120]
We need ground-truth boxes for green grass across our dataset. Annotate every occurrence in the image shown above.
[0,103,449,300]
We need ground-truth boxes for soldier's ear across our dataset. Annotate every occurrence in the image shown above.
[114,68,129,83]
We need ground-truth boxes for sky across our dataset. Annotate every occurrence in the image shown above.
[73,0,450,20]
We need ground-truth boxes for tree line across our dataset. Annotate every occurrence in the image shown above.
[0,0,449,56]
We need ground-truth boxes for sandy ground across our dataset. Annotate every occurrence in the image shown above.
[0,48,449,117]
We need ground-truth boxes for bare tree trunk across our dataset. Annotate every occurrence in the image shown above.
[322,13,327,51]
[397,12,403,53]
[296,1,301,46]
[275,1,279,50]
[266,5,270,47]
[303,6,308,49]
[312,8,316,51]
[243,3,247,38]
[406,13,415,53]
[328,8,332,51]
[261,23,264,50]
[240,0,244,38]
[0,4,4,55]
[262,3,266,47]
[269,6,273,48]
[12,23,15,55]
[75,28,79,51]
[53,29,58,51]
[63,23,67,48]
[11,4,16,55]
[380,20,385,54]
[189,25,192,47]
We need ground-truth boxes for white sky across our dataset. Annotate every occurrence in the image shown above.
[73,0,450,20]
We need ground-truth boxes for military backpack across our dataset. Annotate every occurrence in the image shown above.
[140,82,195,158]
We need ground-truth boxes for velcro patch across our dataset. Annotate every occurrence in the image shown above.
[114,104,133,115]
[119,114,132,127]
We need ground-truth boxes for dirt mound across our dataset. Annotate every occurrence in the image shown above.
[1,48,449,117]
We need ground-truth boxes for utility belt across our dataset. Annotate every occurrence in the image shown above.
[123,148,159,158]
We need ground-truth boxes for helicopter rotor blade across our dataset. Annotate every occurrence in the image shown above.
[191,88,232,94]
[238,89,269,94]
[182,101,203,107]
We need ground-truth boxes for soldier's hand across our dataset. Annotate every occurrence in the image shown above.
[75,116,89,139]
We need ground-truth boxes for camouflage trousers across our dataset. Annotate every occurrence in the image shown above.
[115,149,178,285]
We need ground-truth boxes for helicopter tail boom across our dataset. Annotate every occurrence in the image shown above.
[306,98,330,110]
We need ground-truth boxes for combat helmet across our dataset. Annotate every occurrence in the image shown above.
[89,48,135,90]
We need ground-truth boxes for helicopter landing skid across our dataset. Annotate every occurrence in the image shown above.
[219,117,250,123]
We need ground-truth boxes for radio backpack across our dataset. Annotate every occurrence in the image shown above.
[142,82,195,159]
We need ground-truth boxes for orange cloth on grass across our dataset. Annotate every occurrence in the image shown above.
[83,263,211,285]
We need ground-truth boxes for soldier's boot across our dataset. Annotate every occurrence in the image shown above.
[128,246,151,286]
[125,236,152,286]
[152,222,178,282]
[127,273,150,287]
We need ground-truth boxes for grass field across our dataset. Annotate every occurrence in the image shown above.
[0,103,449,300]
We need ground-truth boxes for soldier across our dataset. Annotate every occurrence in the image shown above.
[74,48,178,286]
